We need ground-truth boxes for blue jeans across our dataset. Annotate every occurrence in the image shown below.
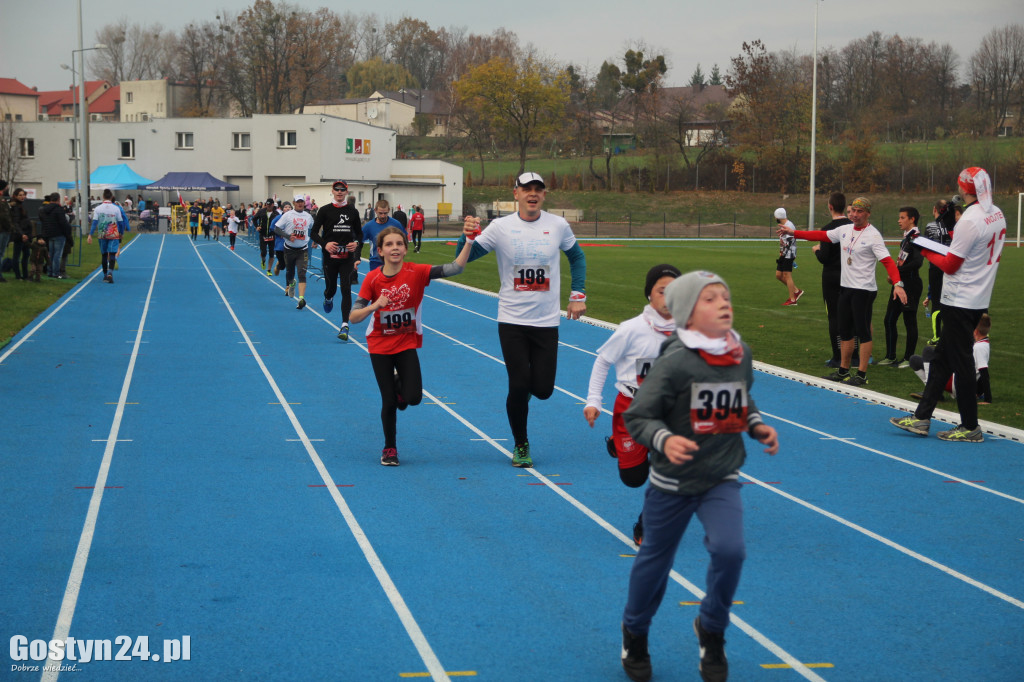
[48,236,65,276]
[623,481,745,636]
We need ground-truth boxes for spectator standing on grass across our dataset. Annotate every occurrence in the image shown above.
[921,198,955,337]
[774,208,803,306]
[812,192,850,368]
[0,180,10,283]
[455,172,587,468]
[9,187,32,280]
[778,197,907,387]
[878,207,924,368]
[890,167,1005,443]
[619,270,778,682]
[584,264,680,547]
[392,204,408,234]
[38,193,72,278]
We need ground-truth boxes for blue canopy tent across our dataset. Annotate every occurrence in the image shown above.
[143,172,239,192]
[58,163,154,190]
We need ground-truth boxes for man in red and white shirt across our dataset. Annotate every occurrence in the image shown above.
[891,167,1006,442]
[778,197,907,386]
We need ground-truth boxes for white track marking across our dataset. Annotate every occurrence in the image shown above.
[739,471,1024,610]
[763,411,1024,505]
[223,245,825,677]
[203,240,450,681]
[44,236,165,682]
[422,391,827,681]
[0,236,141,366]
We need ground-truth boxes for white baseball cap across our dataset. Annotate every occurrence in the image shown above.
[293,194,305,203]
[515,172,545,189]
[774,208,787,220]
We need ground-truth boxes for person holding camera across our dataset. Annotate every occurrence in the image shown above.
[921,198,956,337]
[311,180,363,341]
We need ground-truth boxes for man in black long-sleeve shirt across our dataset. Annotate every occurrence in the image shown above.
[311,180,363,341]
[813,192,850,367]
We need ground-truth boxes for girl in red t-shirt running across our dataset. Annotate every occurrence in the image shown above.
[350,224,477,465]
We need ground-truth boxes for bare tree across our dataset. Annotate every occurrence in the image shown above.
[970,24,1024,135]
[90,19,169,83]
[0,115,25,185]
[173,20,227,116]
[290,8,349,112]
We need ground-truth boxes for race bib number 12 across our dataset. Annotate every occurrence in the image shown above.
[690,381,748,434]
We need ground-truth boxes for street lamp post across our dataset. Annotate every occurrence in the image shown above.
[61,42,106,232]
[808,0,821,230]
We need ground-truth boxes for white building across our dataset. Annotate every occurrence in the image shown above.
[8,113,462,217]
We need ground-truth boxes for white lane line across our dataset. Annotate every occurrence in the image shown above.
[44,235,165,682]
[230,251,822,678]
[419,282,1024,611]
[201,239,450,682]
[739,470,1024,611]
[0,236,142,366]
[763,411,1024,506]
[422,391,826,682]
[242,242,1024,665]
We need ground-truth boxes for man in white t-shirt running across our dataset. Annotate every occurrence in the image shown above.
[778,196,907,386]
[891,167,1006,442]
[458,172,587,468]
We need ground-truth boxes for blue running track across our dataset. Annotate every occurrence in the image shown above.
[1,233,1022,681]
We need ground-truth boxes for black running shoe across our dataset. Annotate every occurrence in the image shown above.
[694,617,728,682]
[380,448,400,466]
[632,514,644,546]
[621,623,651,682]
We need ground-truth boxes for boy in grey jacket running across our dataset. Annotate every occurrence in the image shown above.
[619,270,778,682]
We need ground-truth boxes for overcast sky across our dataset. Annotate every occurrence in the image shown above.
[2,0,1021,92]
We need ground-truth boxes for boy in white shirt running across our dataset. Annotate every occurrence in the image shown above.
[584,265,680,545]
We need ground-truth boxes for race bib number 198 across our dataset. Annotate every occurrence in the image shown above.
[512,263,550,291]
[690,381,748,434]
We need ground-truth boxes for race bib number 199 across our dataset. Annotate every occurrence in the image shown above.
[512,263,550,291]
[379,307,416,334]
[690,381,748,434]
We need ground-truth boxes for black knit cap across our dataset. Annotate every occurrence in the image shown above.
[645,264,682,299]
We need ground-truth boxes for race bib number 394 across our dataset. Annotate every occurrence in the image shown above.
[512,263,550,291]
[690,381,748,434]
[379,307,416,334]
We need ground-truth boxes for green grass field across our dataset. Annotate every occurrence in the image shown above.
[411,236,1024,431]
[464,187,1023,239]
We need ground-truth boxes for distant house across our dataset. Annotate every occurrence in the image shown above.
[120,79,235,121]
[655,85,734,147]
[35,81,116,122]
[0,78,40,121]
[300,89,453,137]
